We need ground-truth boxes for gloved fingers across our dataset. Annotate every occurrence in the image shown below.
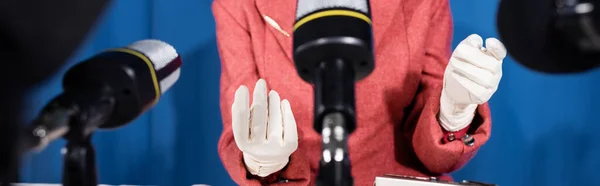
[459,34,483,49]
[267,90,284,144]
[450,58,497,89]
[250,79,269,142]
[281,99,299,149]
[484,38,507,60]
[232,85,251,148]
[453,43,502,74]
[451,72,493,104]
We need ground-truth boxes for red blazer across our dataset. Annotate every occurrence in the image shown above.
[214,0,492,185]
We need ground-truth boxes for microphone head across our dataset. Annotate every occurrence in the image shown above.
[293,0,375,83]
[497,0,600,73]
[62,39,182,128]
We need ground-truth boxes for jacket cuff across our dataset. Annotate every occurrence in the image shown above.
[247,169,284,185]
[441,125,471,144]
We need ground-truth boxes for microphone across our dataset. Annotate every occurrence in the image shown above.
[293,0,375,185]
[24,39,182,151]
[497,0,600,73]
[20,39,182,186]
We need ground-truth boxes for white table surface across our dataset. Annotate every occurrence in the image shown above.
[12,184,210,186]
[13,184,150,186]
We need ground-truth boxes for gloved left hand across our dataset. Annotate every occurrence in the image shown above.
[439,34,507,132]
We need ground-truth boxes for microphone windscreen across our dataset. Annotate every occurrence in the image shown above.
[127,39,182,94]
[497,0,600,73]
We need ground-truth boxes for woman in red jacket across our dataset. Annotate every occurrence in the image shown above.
[214,0,506,185]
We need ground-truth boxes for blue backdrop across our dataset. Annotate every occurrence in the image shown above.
[18,0,600,186]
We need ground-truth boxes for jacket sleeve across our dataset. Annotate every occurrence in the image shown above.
[213,1,310,185]
[407,0,492,174]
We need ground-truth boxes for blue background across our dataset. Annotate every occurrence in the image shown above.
[18,0,600,186]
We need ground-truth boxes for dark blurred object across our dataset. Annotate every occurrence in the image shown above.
[497,0,600,73]
[0,0,110,183]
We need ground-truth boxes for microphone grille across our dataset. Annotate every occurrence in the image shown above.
[127,39,179,71]
[296,0,369,20]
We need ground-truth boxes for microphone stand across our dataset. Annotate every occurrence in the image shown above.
[62,129,97,186]
[314,59,356,186]
[57,91,114,186]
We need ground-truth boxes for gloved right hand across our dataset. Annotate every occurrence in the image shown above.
[232,79,299,177]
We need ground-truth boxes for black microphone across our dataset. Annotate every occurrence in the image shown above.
[293,0,375,185]
[497,0,600,73]
[24,39,182,151]
[21,39,182,186]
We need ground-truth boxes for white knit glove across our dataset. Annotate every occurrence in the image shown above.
[439,34,507,131]
[232,79,299,177]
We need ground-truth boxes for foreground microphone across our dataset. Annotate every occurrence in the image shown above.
[497,0,600,73]
[293,0,374,186]
[21,39,181,186]
[24,39,182,151]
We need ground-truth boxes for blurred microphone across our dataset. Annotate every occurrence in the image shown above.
[22,39,182,152]
[293,0,374,185]
[497,0,600,73]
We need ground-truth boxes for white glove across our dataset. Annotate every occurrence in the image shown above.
[439,34,507,131]
[232,79,299,177]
